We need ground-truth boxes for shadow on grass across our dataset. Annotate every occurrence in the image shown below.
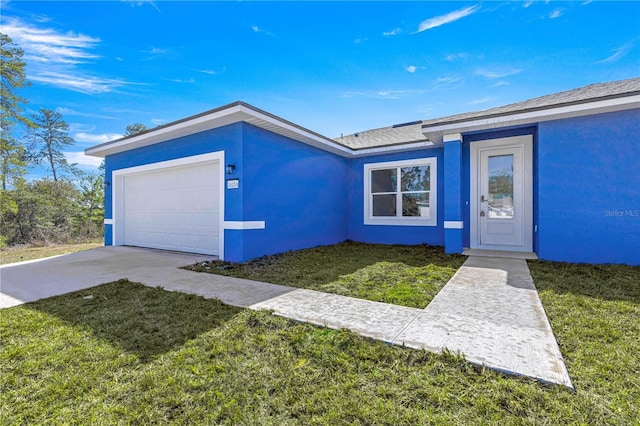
[186,241,465,286]
[528,260,640,303]
[184,241,466,308]
[27,279,242,362]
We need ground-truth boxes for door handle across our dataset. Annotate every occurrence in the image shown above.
[480,195,487,203]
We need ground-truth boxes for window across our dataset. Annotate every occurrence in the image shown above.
[364,158,437,226]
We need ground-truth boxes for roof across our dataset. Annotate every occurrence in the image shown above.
[336,77,640,147]
[421,77,640,128]
[336,121,429,150]
[86,101,354,158]
[86,78,640,158]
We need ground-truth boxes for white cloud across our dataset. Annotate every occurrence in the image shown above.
[595,41,635,64]
[148,47,169,55]
[2,17,100,64]
[416,5,480,33]
[435,76,462,88]
[74,132,123,144]
[56,107,118,120]
[1,17,134,94]
[406,66,417,73]
[466,97,492,105]
[30,71,132,94]
[445,52,469,61]
[342,89,425,100]
[549,10,562,19]
[151,118,166,126]
[523,1,534,7]
[193,67,225,75]
[169,77,195,83]
[383,28,402,36]
[121,0,160,11]
[251,25,274,36]
[492,81,510,88]
[354,36,368,44]
[64,151,104,168]
[476,68,522,79]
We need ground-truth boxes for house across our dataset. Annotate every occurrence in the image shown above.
[85,78,640,266]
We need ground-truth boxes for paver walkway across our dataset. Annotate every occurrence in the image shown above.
[1,246,572,388]
[251,255,573,389]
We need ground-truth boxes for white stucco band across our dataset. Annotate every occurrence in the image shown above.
[443,133,463,143]
[444,221,464,229]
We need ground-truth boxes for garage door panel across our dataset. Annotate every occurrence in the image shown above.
[122,161,220,255]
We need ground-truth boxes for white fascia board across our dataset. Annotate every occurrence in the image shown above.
[85,103,353,158]
[422,95,640,144]
[350,141,435,157]
[86,105,246,157]
[84,102,436,159]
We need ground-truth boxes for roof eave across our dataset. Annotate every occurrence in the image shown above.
[422,94,640,144]
[85,101,353,158]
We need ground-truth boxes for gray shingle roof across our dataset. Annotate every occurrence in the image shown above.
[334,78,640,149]
[335,121,429,150]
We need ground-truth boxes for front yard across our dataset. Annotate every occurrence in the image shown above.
[0,240,103,265]
[1,243,638,424]
[186,241,466,308]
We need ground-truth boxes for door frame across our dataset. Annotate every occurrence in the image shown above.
[469,135,533,252]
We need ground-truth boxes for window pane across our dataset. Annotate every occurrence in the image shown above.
[371,169,396,193]
[402,193,430,217]
[488,155,514,219]
[373,194,396,216]
[401,166,430,192]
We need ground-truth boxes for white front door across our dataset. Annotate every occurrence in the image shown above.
[470,135,533,251]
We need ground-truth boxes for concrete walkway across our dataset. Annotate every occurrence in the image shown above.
[0,246,572,388]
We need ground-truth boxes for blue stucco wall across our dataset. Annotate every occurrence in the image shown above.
[347,148,445,246]
[225,123,348,261]
[103,121,348,262]
[537,109,640,265]
[103,122,244,247]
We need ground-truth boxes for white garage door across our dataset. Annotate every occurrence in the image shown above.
[122,162,220,255]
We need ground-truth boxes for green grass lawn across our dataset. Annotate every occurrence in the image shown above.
[2,258,638,424]
[0,240,103,265]
[186,241,466,308]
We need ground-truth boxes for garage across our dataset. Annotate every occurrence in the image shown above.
[113,155,222,255]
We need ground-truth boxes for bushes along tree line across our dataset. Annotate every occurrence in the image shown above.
[0,33,107,247]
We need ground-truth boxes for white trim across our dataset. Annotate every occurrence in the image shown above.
[444,221,464,229]
[423,95,640,145]
[470,135,533,252]
[443,133,462,143]
[104,218,114,225]
[223,221,266,230]
[85,102,438,159]
[86,103,354,158]
[350,141,434,157]
[363,157,437,227]
[111,151,226,259]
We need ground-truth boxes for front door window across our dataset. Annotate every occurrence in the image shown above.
[487,154,514,219]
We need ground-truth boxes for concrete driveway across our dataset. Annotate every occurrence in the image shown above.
[0,246,295,309]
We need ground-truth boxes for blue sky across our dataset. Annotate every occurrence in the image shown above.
[2,1,639,172]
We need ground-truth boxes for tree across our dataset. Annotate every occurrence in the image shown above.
[75,166,104,238]
[1,33,30,128]
[28,108,76,181]
[1,33,31,189]
[124,122,147,136]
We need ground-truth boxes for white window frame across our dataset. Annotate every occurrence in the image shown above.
[364,157,437,226]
